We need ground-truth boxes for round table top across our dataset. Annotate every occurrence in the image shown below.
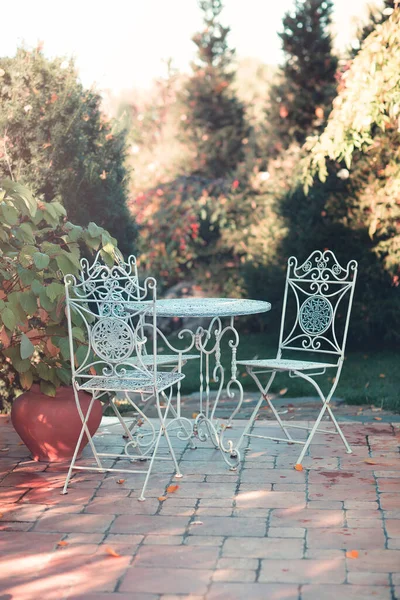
[149,297,271,318]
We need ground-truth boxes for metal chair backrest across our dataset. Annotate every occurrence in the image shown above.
[65,253,158,388]
[278,250,358,361]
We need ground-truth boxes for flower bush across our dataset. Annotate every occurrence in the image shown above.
[0,180,117,409]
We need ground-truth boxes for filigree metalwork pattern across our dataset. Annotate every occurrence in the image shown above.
[91,318,134,362]
[299,295,333,336]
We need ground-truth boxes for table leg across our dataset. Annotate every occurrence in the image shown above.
[192,316,242,468]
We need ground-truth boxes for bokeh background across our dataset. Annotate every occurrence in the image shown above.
[0,0,399,407]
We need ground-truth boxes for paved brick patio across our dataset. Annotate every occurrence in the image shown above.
[0,414,399,600]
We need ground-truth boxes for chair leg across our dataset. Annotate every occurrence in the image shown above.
[138,391,183,501]
[157,391,183,477]
[295,402,329,465]
[234,371,277,456]
[107,397,137,442]
[138,425,164,502]
[293,371,352,464]
[247,369,297,442]
[325,404,352,454]
[163,425,183,478]
[62,392,103,494]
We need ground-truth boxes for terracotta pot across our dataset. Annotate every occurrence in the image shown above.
[11,384,103,462]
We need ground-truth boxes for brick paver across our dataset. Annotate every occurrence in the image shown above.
[0,414,399,599]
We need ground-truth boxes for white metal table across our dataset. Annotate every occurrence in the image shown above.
[135,297,271,467]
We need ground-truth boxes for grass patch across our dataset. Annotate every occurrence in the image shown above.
[163,332,400,412]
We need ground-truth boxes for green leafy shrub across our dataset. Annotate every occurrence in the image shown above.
[0,47,136,255]
[298,10,400,345]
[0,180,117,410]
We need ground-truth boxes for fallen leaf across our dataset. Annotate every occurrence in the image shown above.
[116,479,125,484]
[105,547,121,558]
[294,464,303,471]
[364,459,377,465]
[346,550,359,559]
[192,412,199,419]
[365,382,370,388]
[57,540,68,547]
[279,388,288,396]
[379,374,386,378]
[373,417,382,421]
[158,496,167,502]
[166,485,179,494]
[18,441,25,446]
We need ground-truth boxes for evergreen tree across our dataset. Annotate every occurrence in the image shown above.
[181,0,250,178]
[0,47,136,255]
[266,0,338,150]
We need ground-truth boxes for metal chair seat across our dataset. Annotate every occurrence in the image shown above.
[79,371,185,393]
[127,354,199,367]
[237,358,335,371]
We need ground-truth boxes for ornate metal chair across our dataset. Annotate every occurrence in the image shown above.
[236,250,358,466]
[62,255,188,501]
[77,252,198,445]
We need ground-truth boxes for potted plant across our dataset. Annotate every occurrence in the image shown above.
[0,180,118,461]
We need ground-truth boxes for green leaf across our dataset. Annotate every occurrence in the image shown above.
[45,282,65,302]
[18,268,35,285]
[40,380,57,397]
[36,362,51,381]
[31,280,43,295]
[70,309,84,327]
[64,222,83,242]
[1,307,17,331]
[76,345,88,366]
[72,327,86,342]
[18,223,35,244]
[39,288,55,311]
[87,222,102,238]
[57,337,71,361]
[82,235,101,250]
[33,252,50,270]
[1,204,19,225]
[6,293,26,324]
[20,332,35,359]
[19,291,38,315]
[3,347,32,373]
[55,253,78,276]
[50,201,67,217]
[20,370,33,390]
[0,180,37,217]
[57,367,71,385]
[18,245,37,268]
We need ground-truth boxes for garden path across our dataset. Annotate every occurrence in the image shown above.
[0,414,399,600]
